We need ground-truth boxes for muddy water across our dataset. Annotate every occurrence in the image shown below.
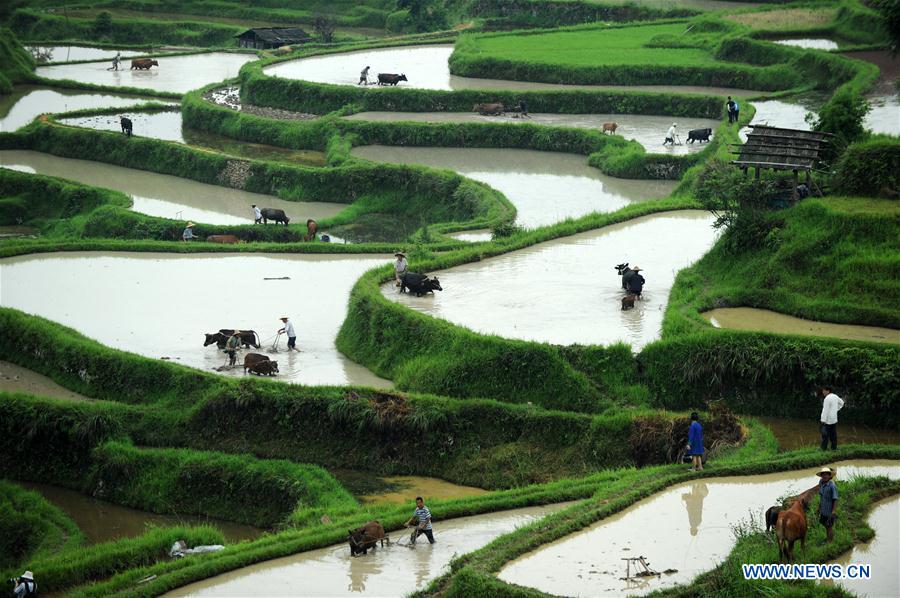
[26,45,143,63]
[843,50,900,136]
[0,251,392,388]
[267,45,768,97]
[36,52,256,94]
[345,112,719,154]
[825,495,900,597]
[703,307,900,344]
[352,146,676,229]
[739,98,815,142]
[167,502,567,597]
[0,85,159,132]
[359,476,488,504]
[20,481,261,544]
[381,211,717,349]
[59,111,327,165]
[0,360,92,401]
[498,460,900,596]
[447,229,492,243]
[754,416,900,451]
[0,150,343,225]
[774,39,839,51]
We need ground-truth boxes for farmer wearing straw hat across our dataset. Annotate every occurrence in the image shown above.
[394,251,408,286]
[182,222,196,242]
[224,330,242,366]
[816,467,839,543]
[12,571,36,598]
[278,316,300,352]
[623,266,645,298]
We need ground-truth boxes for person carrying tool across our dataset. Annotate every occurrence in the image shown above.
[359,65,371,85]
[224,330,242,366]
[663,123,678,146]
[182,222,196,241]
[278,316,299,352]
[405,496,435,544]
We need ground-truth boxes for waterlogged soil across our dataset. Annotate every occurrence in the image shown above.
[266,45,768,97]
[26,45,144,63]
[0,150,342,225]
[703,307,900,345]
[824,495,900,597]
[0,251,393,388]
[332,469,488,503]
[0,85,161,132]
[36,52,256,94]
[351,145,676,229]
[773,39,839,51]
[19,481,261,544]
[0,360,92,401]
[58,111,327,165]
[381,211,718,349]
[167,503,568,597]
[498,460,900,596]
[344,112,719,154]
[753,415,900,451]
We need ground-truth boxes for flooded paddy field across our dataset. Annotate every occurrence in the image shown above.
[381,211,718,349]
[843,50,900,136]
[754,415,900,451]
[25,45,145,63]
[0,85,162,132]
[0,251,392,388]
[266,45,768,97]
[0,360,92,402]
[58,110,327,165]
[773,39,839,51]
[498,460,900,596]
[351,145,676,230]
[703,307,900,345]
[344,111,719,154]
[36,52,256,94]
[20,481,261,544]
[167,502,567,597]
[0,150,342,225]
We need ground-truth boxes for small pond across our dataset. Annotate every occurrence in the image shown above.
[703,307,899,345]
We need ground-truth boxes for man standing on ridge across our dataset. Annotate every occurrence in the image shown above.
[820,385,844,450]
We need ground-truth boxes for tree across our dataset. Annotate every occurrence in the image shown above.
[313,14,336,43]
[807,86,870,164]
[870,0,900,55]
[396,0,448,32]
[93,11,113,37]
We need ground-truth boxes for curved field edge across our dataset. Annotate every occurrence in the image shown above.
[72,447,900,597]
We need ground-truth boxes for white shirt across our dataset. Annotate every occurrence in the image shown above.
[253,206,262,219]
[395,257,408,274]
[820,393,844,425]
[282,320,296,337]
[666,126,676,139]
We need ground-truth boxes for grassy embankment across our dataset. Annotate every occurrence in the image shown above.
[0,479,82,570]
[0,28,34,93]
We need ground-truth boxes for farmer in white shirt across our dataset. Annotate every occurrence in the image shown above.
[663,123,677,146]
[278,316,300,352]
[252,204,262,224]
[819,385,844,450]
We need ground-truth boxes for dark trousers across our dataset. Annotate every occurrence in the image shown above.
[412,528,435,544]
[821,423,837,450]
[287,336,297,349]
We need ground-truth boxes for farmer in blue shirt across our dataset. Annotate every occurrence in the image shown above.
[406,496,435,544]
[687,411,704,472]
[817,467,839,543]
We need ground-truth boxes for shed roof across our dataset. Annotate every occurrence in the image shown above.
[732,125,832,171]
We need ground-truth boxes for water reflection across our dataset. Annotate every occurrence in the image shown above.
[682,482,709,536]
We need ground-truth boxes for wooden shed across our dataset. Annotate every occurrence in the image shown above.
[237,28,313,49]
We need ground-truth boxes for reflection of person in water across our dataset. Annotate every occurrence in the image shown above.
[681,481,709,536]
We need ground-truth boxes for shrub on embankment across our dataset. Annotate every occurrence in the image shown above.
[833,138,900,199]
[0,480,82,570]
[0,28,34,94]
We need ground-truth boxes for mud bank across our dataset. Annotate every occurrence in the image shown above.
[266,45,768,97]
[498,460,900,596]
[0,360,92,401]
[37,52,256,94]
[20,481,261,544]
[0,150,342,225]
[382,211,717,349]
[0,251,392,388]
[703,307,899,345]
[351,145,676,229]
[344,111,718,154]
[167,503,568,597]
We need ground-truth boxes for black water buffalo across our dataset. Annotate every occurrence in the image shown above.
[400,272,442,297]
[260,208,290,226]
[377,73,407,86]
[348,521,386,556]
[687,128,712,143]
[203,329,261,349]
[247,359,278,376]
[120,116,133,137]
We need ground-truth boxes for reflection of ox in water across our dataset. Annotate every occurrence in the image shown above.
[120,116,132,137]
[621,294,636,310]
[348,521,387,556]
[130,58,159,70]
[473,102,504,116]
[203,329,261,349]
[377,73,407,86]
[687,128,712,143]
[400,272,442,297]
[243,352,279,376]
[260,208,290,226]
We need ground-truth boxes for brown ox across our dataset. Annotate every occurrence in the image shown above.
[207,234,240,244]
[775,486,816,562]
[305,219,318,241]
[243,352,270,373]
[348,520,386,556]
[602,122,618,135]
[473,102,504,116]
[131,59,159,70]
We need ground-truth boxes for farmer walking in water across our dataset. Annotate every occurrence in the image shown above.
[406,496,435,544]
[278,316,300,352]
[224,330,242,366]
[359,65,371,85]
